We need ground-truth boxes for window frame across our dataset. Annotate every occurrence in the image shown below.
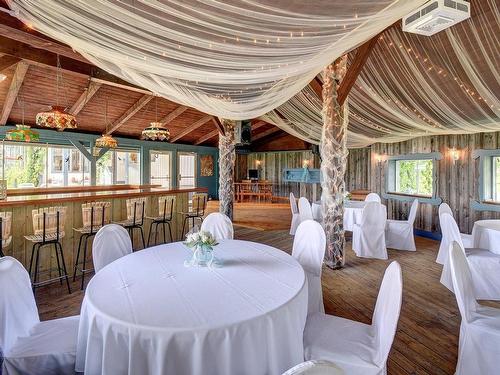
[472,149,500,212]
[149,150,172,188]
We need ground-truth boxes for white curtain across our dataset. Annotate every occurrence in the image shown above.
[7,0,424,120]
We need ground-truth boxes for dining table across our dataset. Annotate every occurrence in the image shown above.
[75,240,308,375]
[472,220,500,255]
[312,200,366,231]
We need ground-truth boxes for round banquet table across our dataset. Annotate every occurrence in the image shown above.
[312,200,365,231]
[75,240,307,375]
[472,220,500,255]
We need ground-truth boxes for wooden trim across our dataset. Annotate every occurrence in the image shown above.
[0,55,20,71]
[159,105,188,126]
[252,120,267,131]
[194,129,218,145]
[6,184,162,196]
[68,80,102,115]
[106,94,153,134]
[252,127,281,142]
[170,115,213,142]
[0,61,29,125]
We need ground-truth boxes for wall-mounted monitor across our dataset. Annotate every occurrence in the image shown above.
[248,169,259,179]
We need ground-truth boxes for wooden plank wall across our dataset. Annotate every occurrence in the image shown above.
[346,132,500,235]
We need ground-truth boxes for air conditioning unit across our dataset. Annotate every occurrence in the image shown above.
[402,0,470,36]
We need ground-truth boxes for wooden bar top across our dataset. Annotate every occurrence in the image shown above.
[0,185,208,208]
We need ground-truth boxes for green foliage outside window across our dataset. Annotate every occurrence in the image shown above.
[5,146,45,188]
[396,159,433,196]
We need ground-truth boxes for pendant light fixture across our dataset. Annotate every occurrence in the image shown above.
[7,93,39,142]
[141,96,170,141]
[35,55,77,131]
[95,100,118,152]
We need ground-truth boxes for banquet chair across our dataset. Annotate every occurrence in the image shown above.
[439,213,500,300]
[385,199,418,251]
[303,261,403,375]
[201,212,234,240]
[180,193,207,238]
[298,197,314,222]
[289,193,301,235]
[146,195,176,246]
[115,197,147,250]
[352,202,387,260]
[292,220,326,315]
[0,256,79,375]
[92,224,133,273]
[436,203,474,264]
[364,193,381,203]
[283,360,344,375]
[0,211,12,257]
[448,242,500,375]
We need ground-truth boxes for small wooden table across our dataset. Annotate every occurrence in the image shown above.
[234,182,273,203]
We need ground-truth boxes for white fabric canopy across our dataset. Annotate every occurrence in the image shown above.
[76,240,307,375]
[7,0,424,120]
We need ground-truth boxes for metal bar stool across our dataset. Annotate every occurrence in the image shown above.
[115,197,146,250]
[0,212,12,257]
[146,195,176,246]
[24,207,71,294]
[72,201,111,290]
[180,193,207,239]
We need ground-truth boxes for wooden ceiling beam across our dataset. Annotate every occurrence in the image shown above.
[252,120,268,131]
[252,129,287,147]
[170,115,213,143]
[159,105,187,126]
[212,117,225,136]
[194,129,219,145]
[68,80,102,115]
[0,55,20,71]
[252,126,282,142]
[106,94,153,135]
[0,61,29,125]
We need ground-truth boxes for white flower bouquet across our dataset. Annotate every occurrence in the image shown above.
[184,230,220,267]
[184,230,219,251]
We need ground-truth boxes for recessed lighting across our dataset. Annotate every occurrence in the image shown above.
[0,74,6,82]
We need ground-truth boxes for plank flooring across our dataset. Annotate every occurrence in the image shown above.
[34,203,499,375]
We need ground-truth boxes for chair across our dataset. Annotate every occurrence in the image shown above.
[439,213,500,300]
[146,195,176,246]
[436,203,474,264]
[24,206,71,294]
[448,243,500,375]
[0,256,79,375]
[239,179,255,202]
[72,201,111,290]
[352,202,387,260]
[289,193,301,235]
[385,199,418,251]
[115,197,147,250]
[303,261,403,375]
[92,224,133,273]
[200,212,234,240]
[283,360,344,375]
[180,193,207,238]
[298,197,314,222]
[364,193,381,203]
[259,180,273,203]
[292,220,326,315]
[0,211,12,257]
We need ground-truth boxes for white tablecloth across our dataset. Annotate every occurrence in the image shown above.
[76,240,308,375]
[472,220,500,255]
[312,200,366,231]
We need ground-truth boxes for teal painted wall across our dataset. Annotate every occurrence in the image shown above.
[0,126,220,198]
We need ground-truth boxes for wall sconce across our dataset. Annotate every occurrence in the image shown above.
[450,148,460,164]
[255,160,261,167]
[375,154,383,165]
[302,159,310,168]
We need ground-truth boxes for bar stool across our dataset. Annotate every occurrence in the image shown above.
[180,193,207,239]
[146,195,176,246]
[24,207,71,294]
[115,197,147,250]
[72,201,111,290]
[0,212,12,257]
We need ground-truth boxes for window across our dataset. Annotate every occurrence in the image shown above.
[96,149,141,185]
[394,159,433,196]
[150,151,171,188]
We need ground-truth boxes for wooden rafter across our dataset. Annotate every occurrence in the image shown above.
[0,61,29,125]
[252,120,268,131]
[170,115,213,143]
[0,55,20,71]
[194,129,218,145]
[159,105,187,126]
[68,80,102,115]
[106,94,153,134]
[252,126,281,142]
[212,117,225,136]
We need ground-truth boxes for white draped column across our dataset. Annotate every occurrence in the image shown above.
[218,119,236,220]
[320,56,349,269]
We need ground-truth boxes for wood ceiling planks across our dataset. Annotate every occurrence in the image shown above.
[0,61,29,125]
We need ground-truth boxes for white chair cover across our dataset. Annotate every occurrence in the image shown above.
[448,243,500,375]
[292,220,326,315]
[0,256,79,375]
[283,360,344,375]
[364,193,381,203]
[298,197,314,222]
[352,202,387,260]
[385,199,418,251]
[440,214,500,300]
[200,212,234,240]
[304,261,403,375]
[289,193,301,235]
[93,224,133,273]
[436,203,474,264]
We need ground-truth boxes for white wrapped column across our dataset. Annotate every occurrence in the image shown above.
[218,119,236,220]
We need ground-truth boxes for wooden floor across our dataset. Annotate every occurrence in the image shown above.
[35,202,499,375]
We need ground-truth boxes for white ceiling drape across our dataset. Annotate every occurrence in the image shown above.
[7,0,425,120]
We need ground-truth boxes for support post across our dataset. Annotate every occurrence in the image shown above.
[218,119,236,220]
[320,56,349,269]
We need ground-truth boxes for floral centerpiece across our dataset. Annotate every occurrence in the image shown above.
[183,230,220,267]
[344,191,352,201]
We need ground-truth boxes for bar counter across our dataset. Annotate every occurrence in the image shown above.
[1,185,208,281]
